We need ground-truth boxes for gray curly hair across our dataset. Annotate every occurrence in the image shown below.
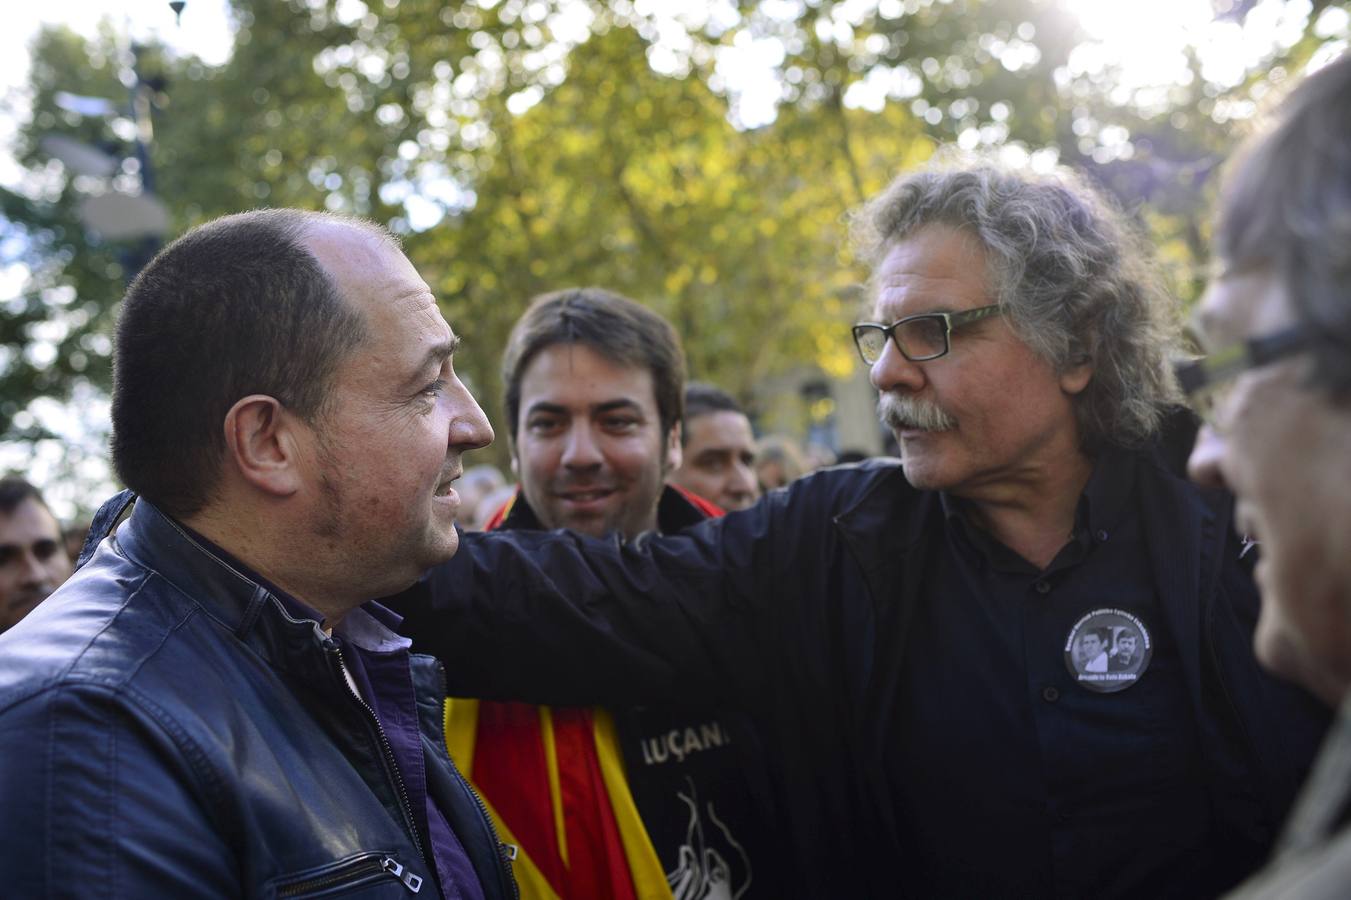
[852,154,1182,451]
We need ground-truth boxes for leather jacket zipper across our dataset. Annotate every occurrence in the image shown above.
[328,643,428,865]
[277,853,423,896]
[436,663,521,900]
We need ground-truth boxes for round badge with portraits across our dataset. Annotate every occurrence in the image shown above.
[1063,609,1152,693]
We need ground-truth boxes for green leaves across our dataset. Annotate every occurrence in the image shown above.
[4,0,1345,480]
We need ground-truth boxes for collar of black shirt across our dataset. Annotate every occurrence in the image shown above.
[938,444,1137,575]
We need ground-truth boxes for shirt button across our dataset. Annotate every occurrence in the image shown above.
[1041,686,1060,702]
[1096,529,1109,541]
[1034,580,1051,594]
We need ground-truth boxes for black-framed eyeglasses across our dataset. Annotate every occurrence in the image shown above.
[852,304,1002,365]
[1174,325,1314,429]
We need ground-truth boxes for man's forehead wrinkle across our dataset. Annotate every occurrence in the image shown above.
[388,281,436,307]
[874,271,983,317]
[373,285,447,331]
[878,272,976,292]
[877,253,983,288]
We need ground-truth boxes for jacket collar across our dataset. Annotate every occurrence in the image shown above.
[113,497,292,641]
[103,495,409,675]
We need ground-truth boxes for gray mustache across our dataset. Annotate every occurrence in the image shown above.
[878,395,957,432]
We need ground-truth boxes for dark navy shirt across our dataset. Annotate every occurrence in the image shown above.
[890,447,1222,898]
[180,525,484,900]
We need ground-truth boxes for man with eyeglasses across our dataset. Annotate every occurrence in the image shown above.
[1179,52,1351,898]
[396,160,1325,897]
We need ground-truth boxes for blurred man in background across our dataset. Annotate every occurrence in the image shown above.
[0,475,72,634]
[752,434,807,491]
[1181,52,1351,898]
[668,382,759,511]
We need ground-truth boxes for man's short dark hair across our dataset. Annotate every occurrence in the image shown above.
[0,476,49,517]
[501,287,686,445]
[681,383,745,447]
[1219,52,1351,399]
[111,209,381,518]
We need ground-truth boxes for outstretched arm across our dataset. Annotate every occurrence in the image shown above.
[396,491,809,712]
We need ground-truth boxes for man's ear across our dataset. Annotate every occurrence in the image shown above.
[1060,356,1094,396]
[664,422,683,473]
[222,395,304,498]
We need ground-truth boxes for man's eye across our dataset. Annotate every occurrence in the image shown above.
[696,456,728,472]
[601,417,639,432]
[527,418,561,434]
[33,540,60,562]
[421,379,447,398]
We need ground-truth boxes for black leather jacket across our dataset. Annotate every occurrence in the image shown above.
[0,496,517,900]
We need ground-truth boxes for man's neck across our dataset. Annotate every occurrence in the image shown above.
[957,450,1095,570]
[182,507,357,629]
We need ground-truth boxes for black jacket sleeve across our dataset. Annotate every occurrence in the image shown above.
[392,474,855,712]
